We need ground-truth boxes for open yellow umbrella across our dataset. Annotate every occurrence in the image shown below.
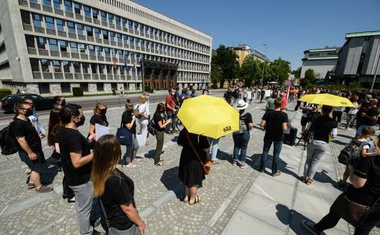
[177,95,239,139]
[299,94,354,107]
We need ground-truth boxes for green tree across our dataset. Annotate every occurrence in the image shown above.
[239,56,261,87]
[267,58,291,83]
[292,67,301,79]
[212,45,239,88]
[300,69,316,87]
[210,57,221,88]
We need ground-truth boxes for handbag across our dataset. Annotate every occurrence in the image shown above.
[330,193,371,227]
[147,118,156,136]
[186,132,212,175]
[116,122,133,146]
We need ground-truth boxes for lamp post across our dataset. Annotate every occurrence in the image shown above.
[261,43,267,87]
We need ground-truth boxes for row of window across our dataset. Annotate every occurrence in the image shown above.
[26,0,211,53]
[25,35,210,72]
[21,11,209,63]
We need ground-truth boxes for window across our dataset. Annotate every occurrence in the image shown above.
[128,20,133,29]
[74,2,81,14]
[79,43,85,53]
[84,5,90,18]
[67,21,75,33]
[25,35,35,48]
[122,18,127,27]
[106,64,112,74]
[103,30,108,40]
[77,23,83,34]
[96,46,102,56]
[37,37,46,49]
[115,16,120,26]
[43,0,51,6]
[63,61,70,72]
[92,64,98,73]
[88,45,95,55]
[56,19,64,31]
[99,64,104,73]
[73,62,80,73]
[86,26,93,36]
[61,83,71,92]
[30,59,39,71]
[80,83,88,92]
[108,13,114,24]
[64,0,72,12]
[45,16,54,29]
[53,60,62,72]
[21,10,31,25]
[70,42,77,53]
[96,82,104,91]
[94,27,100,38]
[116,33,122,42]
[41,59,49,72]
[33,14,42,27]
[110,31,115,41]
[53,0,61,9]
[59,40,67,51]
[104,47,110,57]
[49,39,58,50]
[129,36,133,44]
[92,8,98,19]
[101,11,107,22]
[123,35,128,43]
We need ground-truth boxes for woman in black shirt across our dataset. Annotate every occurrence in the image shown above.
[121,100,139,168]
[92,135,146,235]
[153,103,171,166]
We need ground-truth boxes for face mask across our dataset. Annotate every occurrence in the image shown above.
[60,100,66,106]
[99,109,107,115]
[75,116,86,127]
[24,109,33,117]
[172,92,175,95]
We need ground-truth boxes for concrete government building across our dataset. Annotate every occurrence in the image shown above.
[0,0,213,94]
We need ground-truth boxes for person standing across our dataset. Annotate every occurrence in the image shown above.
[177,128,210,205]
[165,88,177,134]
[121,99,139,168]
[357,98,379,136]
[56,104,95,234]
[136,95,150,141]
[259,97,290,176]
[346,95,360,129]
[301,105,337,185]
[153,103,171,166]
[88,103,109,148]
[11,100,53,193]
[92,135,146,235]
[232,100,254,169]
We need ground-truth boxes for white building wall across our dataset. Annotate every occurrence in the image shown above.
[301,59,337,79]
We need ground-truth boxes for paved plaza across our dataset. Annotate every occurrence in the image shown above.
[0,91,379,235]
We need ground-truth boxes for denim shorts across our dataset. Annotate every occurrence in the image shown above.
[18,150,46,171]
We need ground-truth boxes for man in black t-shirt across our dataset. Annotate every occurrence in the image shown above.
[56,104,95,235]
[11,101,53,193]
[259,97,290,176]
[357,98,380,135]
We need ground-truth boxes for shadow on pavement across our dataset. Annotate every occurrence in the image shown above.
[160,166,183,200]
[337,133,355,139]
[331,139,348,146]
[144,149,156,159]
[40,166,59,185]
[216,150,232,163]
[313,170,340,190]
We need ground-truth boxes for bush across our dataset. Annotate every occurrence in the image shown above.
[72,87,83,96]
[0,89,12,99]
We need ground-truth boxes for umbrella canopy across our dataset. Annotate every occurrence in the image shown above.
[299,94,354,107]
[177,95,239,139]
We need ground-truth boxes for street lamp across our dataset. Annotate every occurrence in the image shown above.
[261,43,267,87]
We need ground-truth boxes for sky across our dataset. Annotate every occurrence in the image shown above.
[134,0,380,70]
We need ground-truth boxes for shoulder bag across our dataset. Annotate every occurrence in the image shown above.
[186,132,212,175]
[116,121,133,146]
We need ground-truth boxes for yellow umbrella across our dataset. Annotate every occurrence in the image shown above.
[299,94,354,107]
[177,95,239,139]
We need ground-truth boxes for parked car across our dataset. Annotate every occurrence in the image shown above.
[1,93,54,113]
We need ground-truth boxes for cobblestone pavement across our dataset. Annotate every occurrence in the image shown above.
[1,94,379,235]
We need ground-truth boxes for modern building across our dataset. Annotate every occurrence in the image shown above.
[300,47,340,79]
[228,44,269,66]
[0,0,212,95]
[334,30,380,88]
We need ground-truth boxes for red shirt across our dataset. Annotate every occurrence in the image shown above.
[166,94,174,112]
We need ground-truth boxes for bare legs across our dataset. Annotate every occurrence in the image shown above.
[183,185,201,204]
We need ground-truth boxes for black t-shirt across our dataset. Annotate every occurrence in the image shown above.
[56,127,92,186]
[362,107,379,126]
[121,111,136,135]
[153,113,165,132]
[313,115,337,143]
[102,169,135,230]
[241,112,253,129]
[347,155,380,206]
[11,117,42,152]
[262,111,289,141]
[90,114,109,127]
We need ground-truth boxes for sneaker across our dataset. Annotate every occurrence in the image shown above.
[27,183,36,189]
[301,219,322,235]
[272,171,281,177]
[126,163,137,168]
[36,185,53,193]
[240,163,248,169]
[232,160,237,166]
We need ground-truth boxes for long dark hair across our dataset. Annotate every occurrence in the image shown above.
[154,103,165,115]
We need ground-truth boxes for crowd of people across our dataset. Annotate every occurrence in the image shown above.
[6,84,380,234]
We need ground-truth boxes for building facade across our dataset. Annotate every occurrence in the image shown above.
[300,47,340,79]
[334,30,380,88]
[228,44,269,66]
[0,0,212,94]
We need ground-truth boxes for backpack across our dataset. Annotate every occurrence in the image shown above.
[0,122,19,156]
[338,138,367,165]
[233,115,247,134]
[147,118,156,136]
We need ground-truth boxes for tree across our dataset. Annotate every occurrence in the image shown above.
[267,58,291,83]
[211,45,239,88]
[239,56,261,87]
[292,67,301,79]
[210,57,221,88]
[300,69,316,87]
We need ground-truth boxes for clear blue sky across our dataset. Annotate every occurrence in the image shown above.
[135,0,380,70]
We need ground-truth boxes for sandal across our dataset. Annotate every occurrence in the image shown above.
[305,179,313,185]
[189,195,201,205]
[183,196,189,203]
[212,160,219,165]
[155,161,164,166]
[300,176,306,182]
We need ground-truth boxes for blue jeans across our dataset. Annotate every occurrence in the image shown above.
[260,140,283,174]
[208,137,220,161]
[233,131,250,163]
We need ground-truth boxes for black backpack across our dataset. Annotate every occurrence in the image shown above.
[0,122,19,156]
[338,138,366,165]
[233,115,247,134]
